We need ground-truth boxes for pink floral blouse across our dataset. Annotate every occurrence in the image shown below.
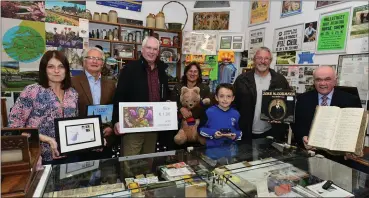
[8,83,78,162]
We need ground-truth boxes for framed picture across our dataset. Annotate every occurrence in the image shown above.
[220,36,232,49]
[160,37,171,46]
[249,0,270,26]
[316,7,351,54]
[113,43,135,59]
[118,102,178,133]
[248,28,265,58]
[59,160,99,179]
[233,43,242,49]
[193,12,230,30]
[337,53,369,101]
[233,36,243,42]
[273,23,304,52]
[281,0,302,18]
[55,116,103,155]
[315,1,344,9]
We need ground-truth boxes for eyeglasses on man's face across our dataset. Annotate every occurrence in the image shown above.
[255,57,271,62]
[85,56,104,62]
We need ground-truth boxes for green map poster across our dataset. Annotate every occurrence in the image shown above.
[317,9,350,53]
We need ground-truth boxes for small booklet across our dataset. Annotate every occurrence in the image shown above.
[308,106,368,156]
[87,104,113,126]
[260,90,296,123]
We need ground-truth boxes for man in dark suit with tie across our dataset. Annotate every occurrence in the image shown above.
[72,47,116,160]
[293,66,362,163]
[270,100,285,120]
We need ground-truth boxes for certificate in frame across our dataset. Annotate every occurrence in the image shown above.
[55,116,103,155]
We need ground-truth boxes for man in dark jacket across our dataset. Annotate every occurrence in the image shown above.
[234,47,290,143]
[112,36,170,158]
[293,66,362,148]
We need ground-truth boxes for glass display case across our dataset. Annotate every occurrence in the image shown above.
[223,155,369,197]
[38,139,369,197]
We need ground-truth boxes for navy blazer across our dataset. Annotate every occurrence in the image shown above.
[292,88,362,146]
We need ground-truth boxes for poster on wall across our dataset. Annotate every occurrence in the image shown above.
[315,1,344,9]
[45,1,86,26]
[275,64,319,93]
[297,51,315,64]
[193,12,229,30]
[45,23,83,49]
[1,18,45,72]
[1,1,46,22]
[273,23,304,52]
[1,61,39,91]
[248,28,265,58]
[182,31,217,55]
[281,1,302,18]
[316,8,350,54]
[350,4,369,39]
[249,0,270,26]
[96,1,142,12]
[302,21,318,51]
[337,53,369,102]
[276,51,296,64]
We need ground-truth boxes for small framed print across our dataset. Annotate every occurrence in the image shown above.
[55,116,103,155]
[220,36,232,49]
[233,36,243,42]
[160,37,171,46]
[233,43,242,49]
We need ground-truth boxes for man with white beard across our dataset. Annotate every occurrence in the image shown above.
[234,47,290,143]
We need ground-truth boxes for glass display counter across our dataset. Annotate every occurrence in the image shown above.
[221,155,369,197]
[37,139,369,197]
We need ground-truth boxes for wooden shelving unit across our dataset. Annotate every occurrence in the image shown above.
[89,20,182,83]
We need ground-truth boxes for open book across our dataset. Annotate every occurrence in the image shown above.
[308,106,368,156]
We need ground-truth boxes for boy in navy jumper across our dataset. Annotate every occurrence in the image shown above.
[199,83,242,148]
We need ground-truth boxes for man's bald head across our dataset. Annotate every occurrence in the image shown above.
[313,66,337,95]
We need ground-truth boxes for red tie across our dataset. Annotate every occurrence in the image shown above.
[321,95,328,106]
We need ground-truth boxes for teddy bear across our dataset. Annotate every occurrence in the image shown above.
[174,87,210,145]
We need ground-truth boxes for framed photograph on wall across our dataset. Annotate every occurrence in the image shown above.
[55,116,103,155]
[220,36,232,49]
[281,0,302,18]
[249,0,270,26]
[315,1,344,9]
[337,53,369,102]
[316,7,351,54]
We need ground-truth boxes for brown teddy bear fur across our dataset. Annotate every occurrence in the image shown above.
[174,87,210,145]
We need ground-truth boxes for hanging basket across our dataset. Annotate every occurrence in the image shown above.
[161,1,188,31]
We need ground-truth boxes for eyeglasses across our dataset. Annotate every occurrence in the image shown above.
[255,57,271,62]
[85,56,103,62]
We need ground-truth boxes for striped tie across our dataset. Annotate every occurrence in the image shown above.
[321,95,328,106]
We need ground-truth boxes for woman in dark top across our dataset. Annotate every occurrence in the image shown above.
[160,62,211,150]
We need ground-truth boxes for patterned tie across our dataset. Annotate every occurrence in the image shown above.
[321,95,328,106]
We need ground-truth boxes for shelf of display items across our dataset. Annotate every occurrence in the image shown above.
[160,45,181,49]
[89,38,141,45]
[89,20,182,34]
